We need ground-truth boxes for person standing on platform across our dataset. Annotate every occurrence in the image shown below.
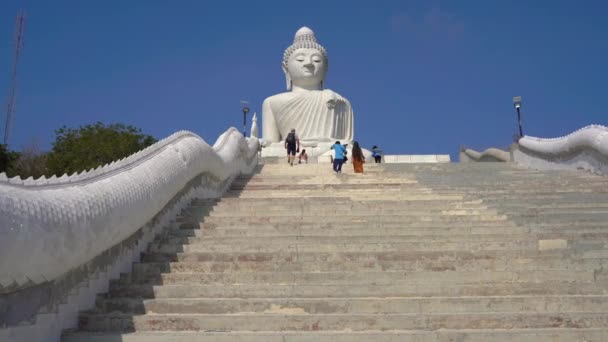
[331,141,347,173]
[284,128,300,166]
[351,141,365,173]
[372,145,383,163]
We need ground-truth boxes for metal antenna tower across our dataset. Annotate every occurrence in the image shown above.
[3,10,26,146]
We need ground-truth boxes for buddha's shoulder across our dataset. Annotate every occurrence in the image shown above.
[263,92,296,103]
[262,93,299,111]
[322,89,351,104]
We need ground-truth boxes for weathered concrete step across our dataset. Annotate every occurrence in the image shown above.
[526,221,608,230]
[224,193,473,200]
[166,225,529,238]
[230,184,422,190]
[242,178,604,186]
[225,193,467,200]
[154,233,608,247]
[93,295,608,315]
[132,253,607,276]
[497,203,608,210]
[478,197,608,207]
[233,184,606,192]
[378,187,608,194]
[207,209,498,217]
[528,226,608,235]
[113,269,593,287]
[197,220,516,230]
[131,252,607,276]
[200,214,509,224]
[487,195,608,204]
[504,213,608,222]
[145,239,540,255]
[229,185,606,192]
[140,248,602,266]
[246,175,606,182]
[487,208,608,217]
[209,203,489,212]
[231,182,420,188]
[107,281,607,299]
[212,197,478,205]
[60,328,608,342]
[165,226,608,244]
[212,198,487,207]
[77,312,608,332]
[154,233,543,246]
[464,193,608,201]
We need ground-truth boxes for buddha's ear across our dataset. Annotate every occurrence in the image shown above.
[282,64,292,91]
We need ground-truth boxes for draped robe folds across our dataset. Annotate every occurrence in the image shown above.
[270,89,354,144]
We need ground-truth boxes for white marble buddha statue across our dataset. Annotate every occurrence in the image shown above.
[261,27,354,156]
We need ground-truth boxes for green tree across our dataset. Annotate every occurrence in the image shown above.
[9,141,48,179]
[0,144,20,175]
[47,122,156,176]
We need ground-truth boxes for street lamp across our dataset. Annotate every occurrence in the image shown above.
[512,96,523,138]
[240,101,250,137]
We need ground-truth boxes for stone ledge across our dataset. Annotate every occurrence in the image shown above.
[383,155,451,163]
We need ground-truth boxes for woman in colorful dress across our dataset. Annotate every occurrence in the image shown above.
[351,141,365,173]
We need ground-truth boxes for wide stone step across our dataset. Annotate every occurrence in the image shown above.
[207,208,498,217]
[225,193,467,200]
[171,226,534,239]
[197,220,516,230]
[212,198,487,206]
[93,295,608,315]
[199,214,509,224]
[112,269,593,287]
[107,281,606,299]
[131,252,607,276]
[153,233,549,247]
[234,183,599,190]
[507,213,608,222]
[400,187,607,194]
[61,328,608,342]
[154,233,608,247]
[166,225,529,238]
[230,184,422,190]
[498,202,608,210]
[77,312,608,332]
[209,203,489,212]
[239,179,607,186]
[212,197,477,205]
[144,239,540,255]
[164,226,608,244]
[140,247,604,265]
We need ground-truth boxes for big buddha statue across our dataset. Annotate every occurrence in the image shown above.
[261,27,354,157]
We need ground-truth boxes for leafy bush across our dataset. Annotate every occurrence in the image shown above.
[46,122,156,176]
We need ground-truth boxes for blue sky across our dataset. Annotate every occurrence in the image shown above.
[0,0,606,160]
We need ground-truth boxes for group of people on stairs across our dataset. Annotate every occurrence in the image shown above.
[284,128,382,173]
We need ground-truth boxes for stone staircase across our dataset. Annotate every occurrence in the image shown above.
[63,162,608,341]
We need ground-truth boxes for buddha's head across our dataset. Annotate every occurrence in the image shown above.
[282,27,328,91]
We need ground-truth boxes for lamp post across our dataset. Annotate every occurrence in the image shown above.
[512,96,523,138]
[240,101,250,137]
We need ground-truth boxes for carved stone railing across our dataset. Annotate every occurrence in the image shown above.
[0,127,258,339]
[460,147,511,162]
[513,124,608,176]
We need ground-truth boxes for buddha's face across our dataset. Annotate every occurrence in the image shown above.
[287,48,326,88]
